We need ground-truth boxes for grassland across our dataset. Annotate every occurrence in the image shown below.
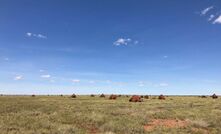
[0,95,221,134]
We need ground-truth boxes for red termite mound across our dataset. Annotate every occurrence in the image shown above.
[129,95,143,102]
[109,95,117,100]
[158,94,166,100]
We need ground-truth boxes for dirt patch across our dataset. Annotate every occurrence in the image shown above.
[82,125,99,134]
[144,119,189,131]
[88,127,99,134]
[78,124,99,134]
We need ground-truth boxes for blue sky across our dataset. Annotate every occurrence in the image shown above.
[0,0,221,95]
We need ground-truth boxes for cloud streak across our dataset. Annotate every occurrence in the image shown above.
[26,32,47,39]
[198,6,221,25]
[113,38,131,46]
[14,75,23,80]
[163,55,168,59]
[41,74,51,78]
[113,38,139,46]
[208,14,215,21]
[201,6,214,15]
[155,83,169,87]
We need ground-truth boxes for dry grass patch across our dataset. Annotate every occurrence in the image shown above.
[144,119,189,131]
[0,96,221,133]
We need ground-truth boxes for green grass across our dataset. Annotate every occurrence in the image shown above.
[0,95,221,134]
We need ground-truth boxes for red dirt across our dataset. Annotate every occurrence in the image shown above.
[89,127,99,134]
[144,119,189,131]
[79,124,99,134]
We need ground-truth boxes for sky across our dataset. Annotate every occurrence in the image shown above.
[0,0,221,95]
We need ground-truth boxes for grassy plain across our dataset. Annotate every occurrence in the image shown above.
[0,95,220,134]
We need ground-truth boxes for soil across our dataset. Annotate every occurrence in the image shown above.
[144,119,189,131]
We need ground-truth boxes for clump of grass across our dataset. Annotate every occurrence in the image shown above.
[190,120,209,128]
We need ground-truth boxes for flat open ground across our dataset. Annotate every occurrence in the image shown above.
[0,95,220,134]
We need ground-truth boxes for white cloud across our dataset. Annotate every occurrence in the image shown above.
[134,40,139,44]
[163,55,168,59]
[159,83,169,87]
[201,6,214,15]
[113,38,139,46]
[26,32,47,39]
[208,14,215,21]
[36,34,47,39]
[26,32,32,37]
[41,74,51,78]
[154,82,169,87]
[213,15,221,24]
[72,79,80,83]
[137,81,154,87]
[14,75,23,80]
[113,38,131,46]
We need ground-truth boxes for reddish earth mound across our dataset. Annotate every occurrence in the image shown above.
[90,94,95,97]
[71,94,76,98]
[100,94,105,97]
[158,94,166,100]
[129,95,143,102]
[144,119,189,131]
[211,94,218,99]
[109,94,117,100]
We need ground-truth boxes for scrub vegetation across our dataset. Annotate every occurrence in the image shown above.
[0,95,220,134]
